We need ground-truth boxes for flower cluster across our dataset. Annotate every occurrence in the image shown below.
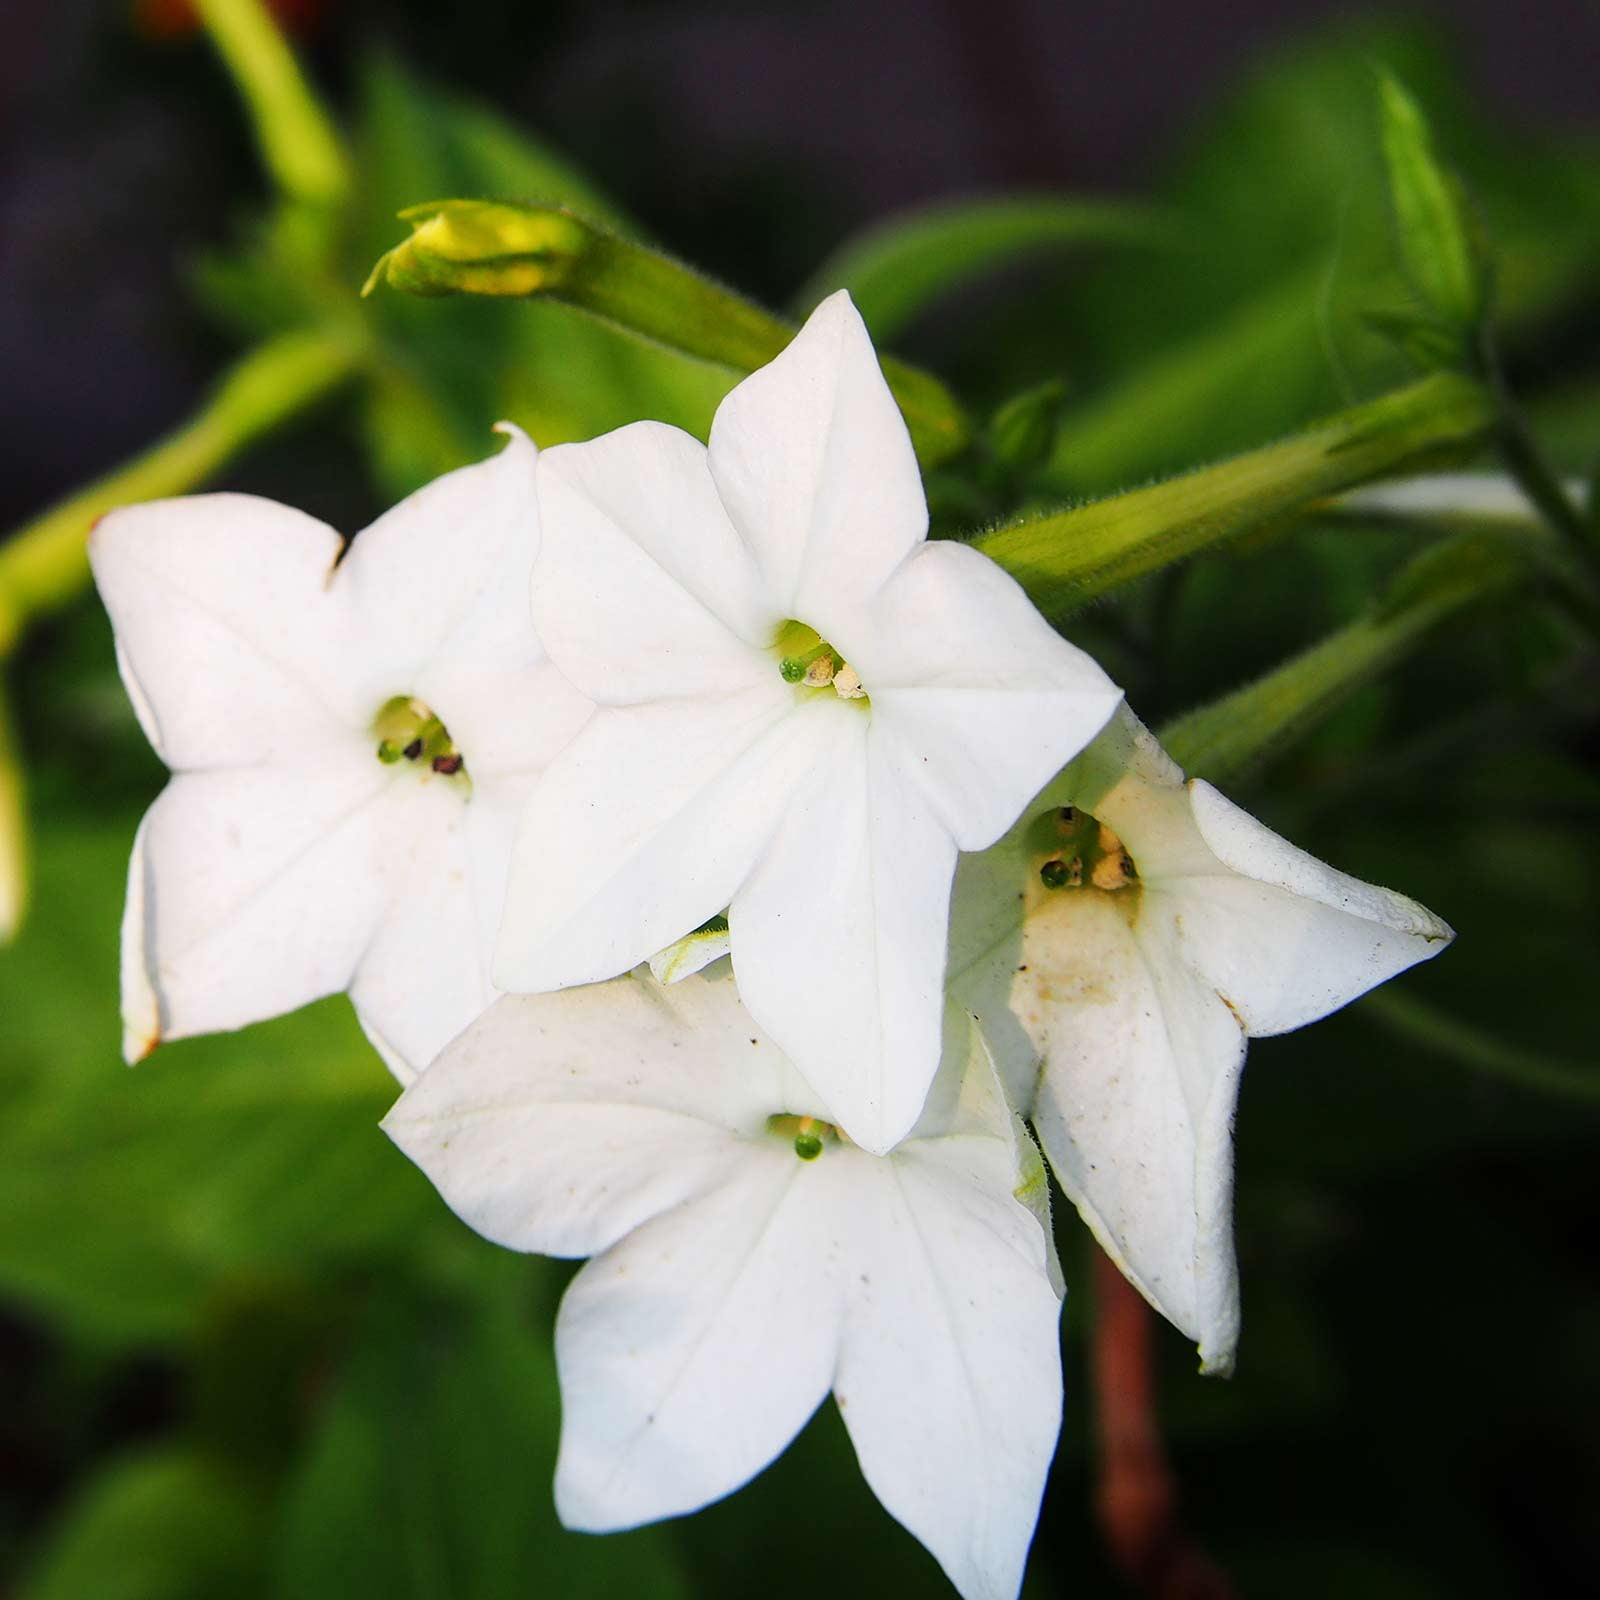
[91,291,1449,1600]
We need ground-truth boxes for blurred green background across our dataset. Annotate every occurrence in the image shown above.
[2,3,1597,1596]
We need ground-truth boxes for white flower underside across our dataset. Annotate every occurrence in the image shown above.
[384,965,1063,1600]
[497,289,1122,1153]
[92,426,592,1080]
[948,706,1452,1373]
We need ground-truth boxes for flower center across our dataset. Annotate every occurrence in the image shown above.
[767,1113,843,1160]
[772,620,868,703]
[1031,805,1138,895]
[372,695,468,780]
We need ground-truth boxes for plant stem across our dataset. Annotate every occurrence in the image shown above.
[194,0,350,210]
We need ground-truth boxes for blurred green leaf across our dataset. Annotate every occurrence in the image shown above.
[0,822,435,1344]
[795,195,1168,340]
[1377,71,1490,351]
[18,1447,266,1600]
[1020,18,1600,495]
[273,1261,691,1600]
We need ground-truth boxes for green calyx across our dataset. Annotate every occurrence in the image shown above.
[371,695,468,780]
[767,1114,839,1161]
[772,621,867,703]
[1029,805,1138,896]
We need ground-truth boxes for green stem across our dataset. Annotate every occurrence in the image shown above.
[0,329,362,657]
[974,373,1495,625]
[194,0,350,210]
[1158,526,1535,787]
[1362,990,1600,1106]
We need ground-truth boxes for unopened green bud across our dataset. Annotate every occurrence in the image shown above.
[986,379,1066,478]
[365,200,972,469]
[365,201,593,300]
[794,1133,824,1161]
[1377,72,1491,353]
[376,739,404,764]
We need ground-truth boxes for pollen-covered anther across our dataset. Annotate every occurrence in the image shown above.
[803,654,837,688]
[1090,823,1135,891]
[833,664,865,699]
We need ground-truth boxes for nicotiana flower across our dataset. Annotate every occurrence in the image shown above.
[948,706,1452,1374]
[384,965,1063,1600]
[91,426,591,1080]
[496,289,1122,1153]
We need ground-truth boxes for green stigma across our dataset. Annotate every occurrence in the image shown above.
[371,695,468,781]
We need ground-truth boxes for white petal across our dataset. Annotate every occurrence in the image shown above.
[128,758,395,1045]
[554,1155,840,1530]
[346,775,524,1083]
[731,709,956,1154]
[90,495,358,767]
[418,642,594,784]
[495,688,813,994]
[384,969,809,1259]
[707,290,928,621]
[848,539,1122,849]
[1340,472,1543,520]
[836,1075,1062,1600]
[533,422,778,703]
[119,816,161,1064]
[1021,892,1246,1374]
[1176,780,1453,1035]
[337,424,543,704]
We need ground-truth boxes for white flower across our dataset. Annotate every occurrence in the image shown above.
[91,427,591,1079]
[495,290,1122,1153]
[384,965,1062,1600]
[1340,471,1555,521]
[948,706,1452,1374]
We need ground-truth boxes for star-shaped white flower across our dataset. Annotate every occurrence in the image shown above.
[384,966,1063,1600]
[91,427,592,1080]
[495,290,1121,1153]
[949,706,1452,1374]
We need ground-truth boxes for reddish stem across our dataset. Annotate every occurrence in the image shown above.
[1090,1247,1235,1599]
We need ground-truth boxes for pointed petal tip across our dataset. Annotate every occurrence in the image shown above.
[122,1026,160,1066]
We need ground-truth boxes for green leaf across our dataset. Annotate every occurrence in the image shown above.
[794,195,1168,340]
[18,1448,267,1600]
[273,1263,692,1600]
[367,198,973,469]
[0,820,436,1344]
[975,372,1494,622]
[1377,71,1490,345]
